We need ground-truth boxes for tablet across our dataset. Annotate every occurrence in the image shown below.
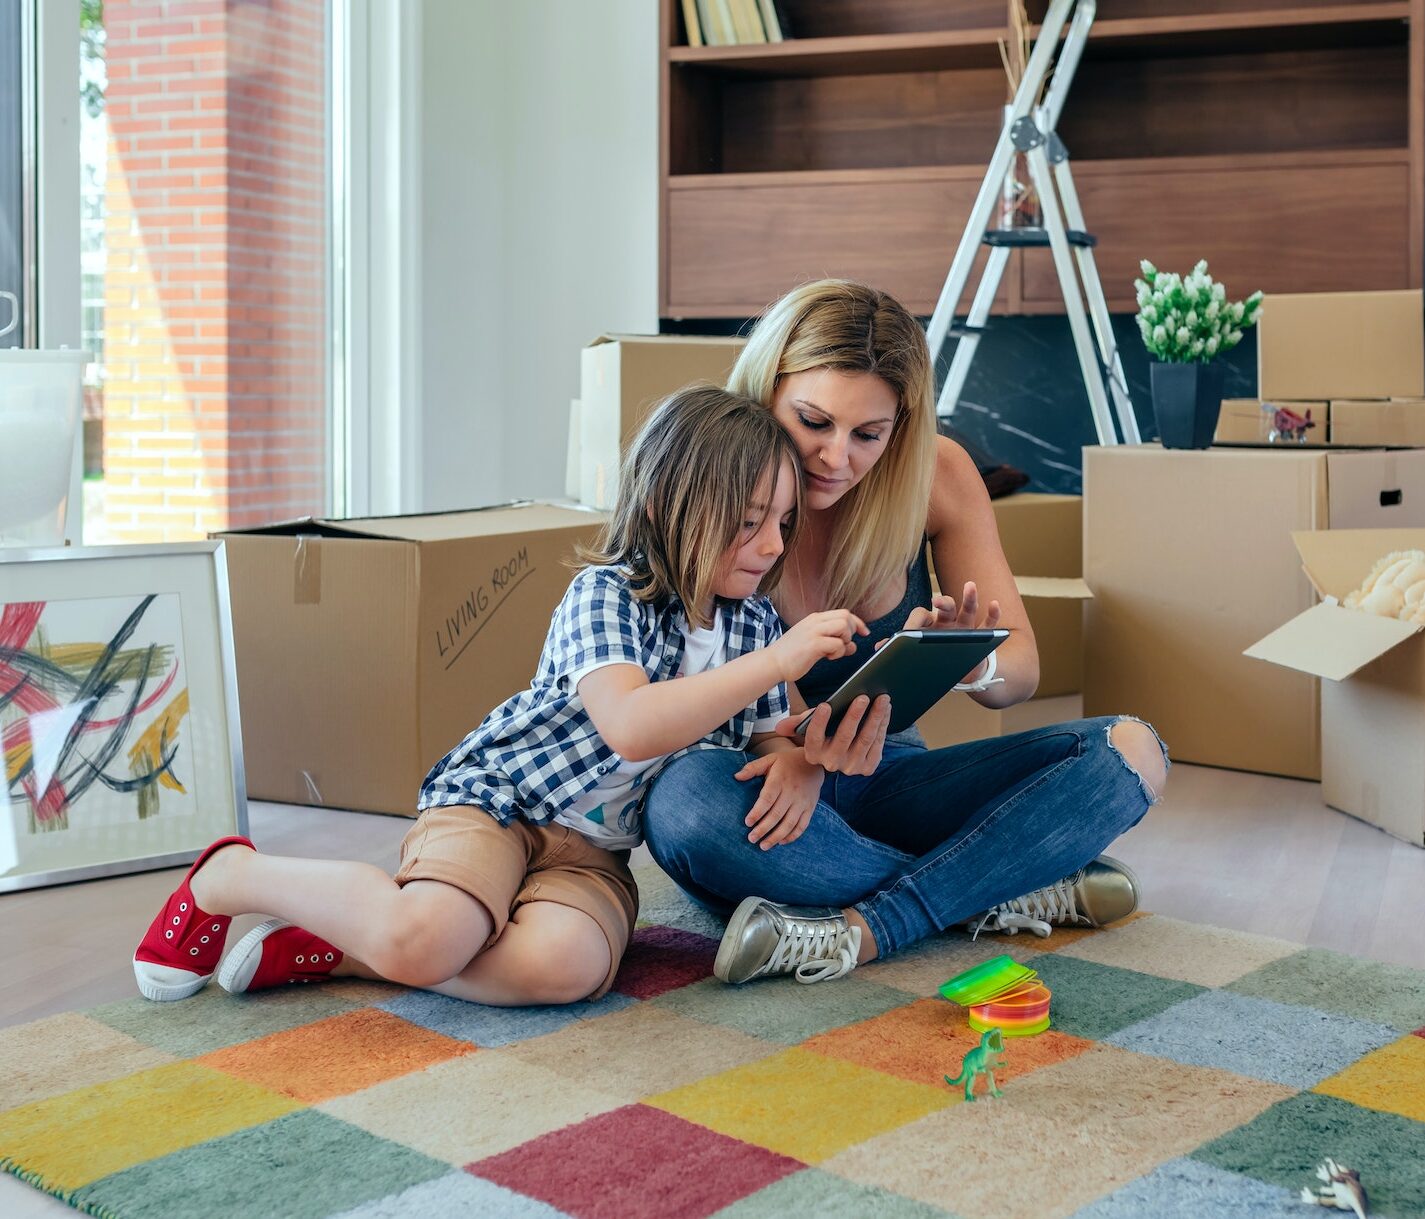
[795,628,1011,736]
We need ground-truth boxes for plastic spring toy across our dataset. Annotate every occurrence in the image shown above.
[940,954,1051,1037]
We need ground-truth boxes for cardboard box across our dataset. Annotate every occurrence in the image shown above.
[920,694,1083,751]
[1247,528,1425,846]
[1258,290,1424,401]
[1083,445,1425,779]
[565,398,582,500]
[1213,399,1329,446]
[218,502,606,816]
[577,334,747,509]
[920,493,1091,748]
[1330,400,1425,448]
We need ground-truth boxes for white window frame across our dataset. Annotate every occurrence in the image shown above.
[333,0,422,519]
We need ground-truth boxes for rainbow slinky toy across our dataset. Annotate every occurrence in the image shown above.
[939,954,1051,1037]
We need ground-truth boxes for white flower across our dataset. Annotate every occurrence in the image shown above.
[1193,259,1208,277]
[1206,336,1219,356]
[1185,310,1198,327]
[1176,326,1191,345]
[1206,300,1220,320]
[1142,304,1157,323]
[1213,282,1226,302]
[1153,324,1168,345]
[1191,339,1205,357]
[1140,259,1157,277]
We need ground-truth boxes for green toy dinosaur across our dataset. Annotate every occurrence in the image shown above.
[944,1026,1007,1102]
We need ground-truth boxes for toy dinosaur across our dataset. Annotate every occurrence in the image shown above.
[1299,1157,1368,1218]
[944,1026,1007,1102]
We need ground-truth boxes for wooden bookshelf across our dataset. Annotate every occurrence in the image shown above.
[659,0,1424,319]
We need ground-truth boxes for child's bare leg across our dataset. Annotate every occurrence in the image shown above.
[190,845,492,987]
[426,902,612,1006]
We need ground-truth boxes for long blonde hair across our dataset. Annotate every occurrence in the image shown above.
[578,383,804,629]
[728,279,937,613]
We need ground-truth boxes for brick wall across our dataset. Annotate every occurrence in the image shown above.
[101,0,326,542]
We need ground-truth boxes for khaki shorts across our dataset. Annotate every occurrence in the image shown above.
[393,806,639,999]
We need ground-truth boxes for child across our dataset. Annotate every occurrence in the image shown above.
[132,384,868,1007]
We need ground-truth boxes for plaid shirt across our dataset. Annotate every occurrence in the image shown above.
[418,565,787,841]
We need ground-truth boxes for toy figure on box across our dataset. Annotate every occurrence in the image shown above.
[1268,402,1317,444]
[641,279,1169,988]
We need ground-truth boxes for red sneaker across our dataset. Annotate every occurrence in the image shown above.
[132,835,255,1001]
[218,919,344,994]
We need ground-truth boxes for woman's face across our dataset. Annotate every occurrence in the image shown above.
[770,368,899,511]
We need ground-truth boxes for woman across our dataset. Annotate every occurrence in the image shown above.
[641,279,1168,985]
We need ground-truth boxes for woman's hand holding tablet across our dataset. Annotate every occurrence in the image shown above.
[794,628,1011,737]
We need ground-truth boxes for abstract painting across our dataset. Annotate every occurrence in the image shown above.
[2,593,195,832]
[0,543,245,891]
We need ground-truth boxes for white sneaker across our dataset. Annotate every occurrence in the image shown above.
[967,855,1140,940]
[714,896,862,985]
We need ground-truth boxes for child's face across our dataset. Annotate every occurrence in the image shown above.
[770,368,899,511]
[713,457,797,604]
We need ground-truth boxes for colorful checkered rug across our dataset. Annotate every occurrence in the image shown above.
[3,863,1424,1218]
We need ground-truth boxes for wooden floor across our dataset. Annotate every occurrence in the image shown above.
[2,762,1423,1216]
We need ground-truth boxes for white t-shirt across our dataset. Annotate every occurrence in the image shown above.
[557,612,778,849]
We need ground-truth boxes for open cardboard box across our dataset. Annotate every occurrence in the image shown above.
[1084,445,1425,780]
[920,493,1091,749]
[218,502,606,816]
[1246,528,1425,846]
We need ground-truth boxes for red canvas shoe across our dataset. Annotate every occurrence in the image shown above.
[218,919,344,994]
[132,835,254,1001]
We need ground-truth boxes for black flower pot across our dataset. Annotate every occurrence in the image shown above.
[1151,360,1226,450]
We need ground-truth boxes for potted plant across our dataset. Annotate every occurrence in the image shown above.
[1134,260,1262,449]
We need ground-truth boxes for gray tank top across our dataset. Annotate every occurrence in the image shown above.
[788,542,933,707]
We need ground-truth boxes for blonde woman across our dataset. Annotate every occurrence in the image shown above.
[641,280,1169,985]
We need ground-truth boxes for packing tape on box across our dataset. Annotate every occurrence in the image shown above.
[301,770,324,805]
[293,535,322,605]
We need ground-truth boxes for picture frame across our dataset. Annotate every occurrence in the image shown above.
[0,542,247,892]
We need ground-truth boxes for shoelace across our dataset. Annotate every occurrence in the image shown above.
[969,871,1086,941]
[760,917,863,985]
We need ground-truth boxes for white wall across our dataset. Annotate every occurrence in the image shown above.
[418,0,659,511]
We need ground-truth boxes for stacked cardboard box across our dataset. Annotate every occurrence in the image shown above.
[218,503,606,816]
[1215,290,1425,447]
[571,334,746,509]
[1083,446,1425,780]
[919,493,1090,749]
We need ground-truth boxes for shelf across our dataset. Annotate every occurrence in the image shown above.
[668,29,1006,76]
[1083,2,1410,57]
[667,4,1410,77]
[666,146,1411,190]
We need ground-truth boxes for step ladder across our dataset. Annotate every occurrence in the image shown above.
[926,0,1139,446]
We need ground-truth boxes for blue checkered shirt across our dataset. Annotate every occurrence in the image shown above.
[418,565,788,842]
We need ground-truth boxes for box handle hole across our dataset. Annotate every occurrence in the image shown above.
[1381,489,1403,507]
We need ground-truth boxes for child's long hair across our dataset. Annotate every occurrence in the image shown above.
[580,383,804,630]
[728,279,937,615]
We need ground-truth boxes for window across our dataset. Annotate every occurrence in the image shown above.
[80,0,333,543]
[0,0,29,350]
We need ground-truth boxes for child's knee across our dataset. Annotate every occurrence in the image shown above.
[368,893,487,987]
[508,906,611,1004]
[1108,718,1168,801]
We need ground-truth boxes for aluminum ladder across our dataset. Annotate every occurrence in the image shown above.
[925,0,1139,445]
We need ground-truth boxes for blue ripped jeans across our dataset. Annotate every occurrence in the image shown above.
[641,716,1164,959]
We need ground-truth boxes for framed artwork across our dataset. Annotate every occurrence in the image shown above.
[0,542,247,891]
